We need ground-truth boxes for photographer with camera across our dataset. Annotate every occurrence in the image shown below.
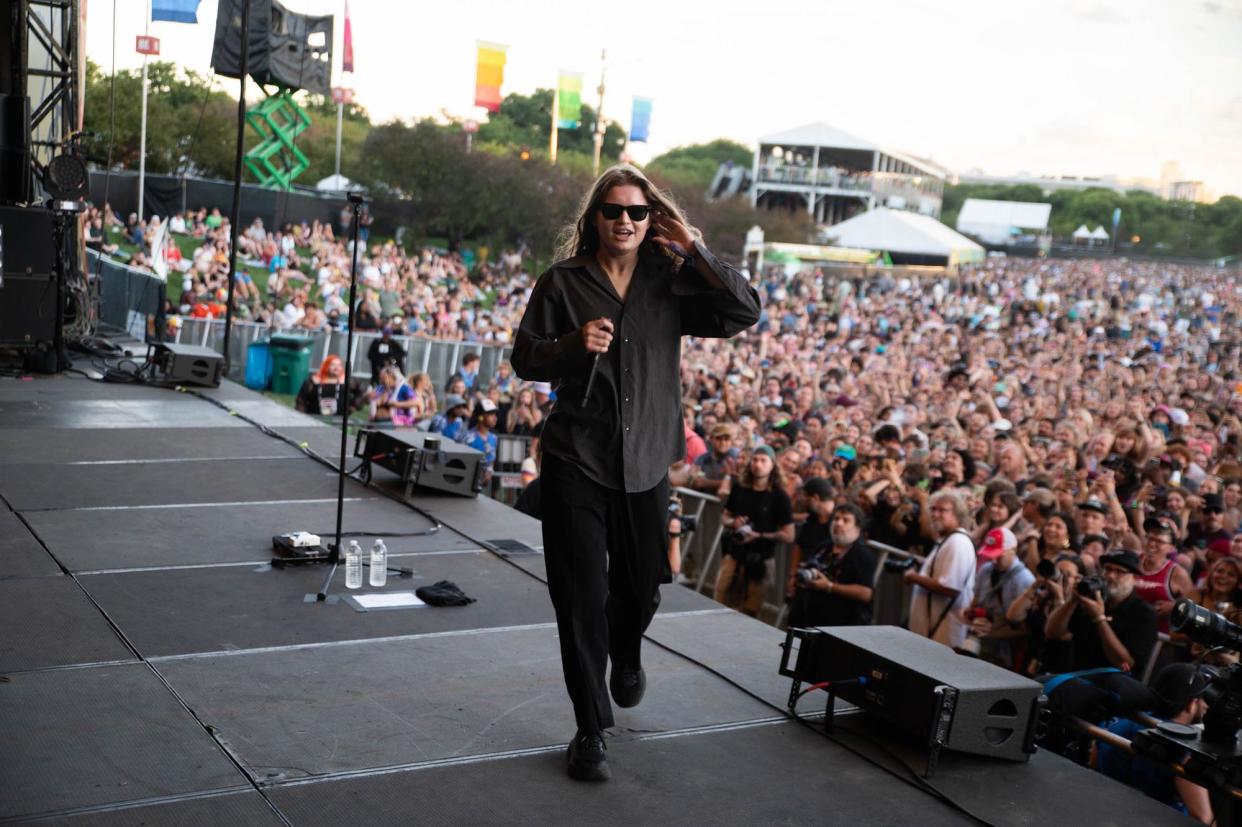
[666,494,697,577]
[713,445,794,617]
[1045,550,1158,675]
[788,499,876,628]
[1007,553,1084,675]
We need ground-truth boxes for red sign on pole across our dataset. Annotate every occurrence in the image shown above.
[331,87,354,104]
[463,119,479,134]
[135,35,160,56]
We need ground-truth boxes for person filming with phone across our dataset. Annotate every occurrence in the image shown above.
[512,164,760,783]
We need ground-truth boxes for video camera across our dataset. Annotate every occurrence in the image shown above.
[796,557,827,585]
[1043,599,1242,822]
[1168,599,1242,746]
[667,497,697,534]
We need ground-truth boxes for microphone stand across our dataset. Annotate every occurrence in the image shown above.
[316,191,367,602]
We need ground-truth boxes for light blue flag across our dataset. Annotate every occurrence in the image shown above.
[629,97,653,142]
[152,0,201,24]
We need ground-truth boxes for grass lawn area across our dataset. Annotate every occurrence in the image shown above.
[105,226,315,297]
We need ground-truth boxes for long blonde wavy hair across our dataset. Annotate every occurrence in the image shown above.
[554,164,698,263]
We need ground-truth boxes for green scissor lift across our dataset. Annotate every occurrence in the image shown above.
[244,89,311,190]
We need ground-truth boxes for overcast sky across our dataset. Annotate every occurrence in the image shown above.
[85,0,1242,196]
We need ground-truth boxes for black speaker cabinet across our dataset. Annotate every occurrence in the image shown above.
[781,625,1044,764]
[355,428,485,498]
[154,342,224,387]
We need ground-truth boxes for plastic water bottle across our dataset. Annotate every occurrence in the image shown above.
[369,539,388,587]
[345,540,363,589]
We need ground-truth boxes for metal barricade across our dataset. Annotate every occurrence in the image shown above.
[173,318,511,393]
[672,486,929,629]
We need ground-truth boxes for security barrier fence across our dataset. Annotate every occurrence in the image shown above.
[173,317,512,393]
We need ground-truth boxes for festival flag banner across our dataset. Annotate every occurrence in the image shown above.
[474,41,508,113]
[557,72,583,129]
[342,0,355,73]
[151,0,201,23]
[629,96,653,142]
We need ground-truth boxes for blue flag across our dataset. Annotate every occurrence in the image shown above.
[152,0,201,23]
[629,97,653,143]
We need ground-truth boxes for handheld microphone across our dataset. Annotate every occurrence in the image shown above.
[581,318,612,407]
[582,353,601,407]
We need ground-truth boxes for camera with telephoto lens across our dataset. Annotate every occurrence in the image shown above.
[796,558,827,584]
[1170,598,1242,745]
[1076,573,1107,599]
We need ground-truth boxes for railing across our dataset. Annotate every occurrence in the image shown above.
[756,165,874,192]
[673,486,1183,691]
[672,487,925,627]
[174,317,512,392]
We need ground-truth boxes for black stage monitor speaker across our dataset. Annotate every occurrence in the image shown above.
[155,342,224,387]
[0,205,56,347]
[781,625,1045,764]
[355,428,485,498]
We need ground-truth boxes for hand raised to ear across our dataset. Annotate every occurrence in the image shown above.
[649,213,698,258]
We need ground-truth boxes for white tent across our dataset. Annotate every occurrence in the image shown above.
[1071,224,1092,241]
[1090,226,1111,241]
[956,198,1051,245]
[822,207,985,266]
[316,174,355,192]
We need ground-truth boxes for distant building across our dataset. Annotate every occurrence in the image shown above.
[1169,180,1210,203]
[955,170,1156,196]
[749,122,945,225]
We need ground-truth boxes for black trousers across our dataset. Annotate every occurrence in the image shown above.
[540,454,669,733]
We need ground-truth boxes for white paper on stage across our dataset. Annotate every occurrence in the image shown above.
[352,592,425,609]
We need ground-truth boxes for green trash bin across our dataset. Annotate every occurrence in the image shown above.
[269,333,314,395]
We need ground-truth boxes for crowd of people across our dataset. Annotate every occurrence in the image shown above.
[87,202,531,344]
[95,197,1241,816]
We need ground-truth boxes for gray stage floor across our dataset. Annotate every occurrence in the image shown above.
[0,373,1182,825]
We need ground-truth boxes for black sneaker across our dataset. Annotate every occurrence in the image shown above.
[609,665,646,708]
[566,730,610,781]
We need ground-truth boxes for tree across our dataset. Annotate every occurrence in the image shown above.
[646,139,753,192]
[83,60,373,185]
[83,59,243,177]
[476,88,626,165]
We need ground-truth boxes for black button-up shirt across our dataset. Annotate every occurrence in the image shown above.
[511,241,761,492]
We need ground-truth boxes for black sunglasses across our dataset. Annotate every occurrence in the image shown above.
[599,203,650,222]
